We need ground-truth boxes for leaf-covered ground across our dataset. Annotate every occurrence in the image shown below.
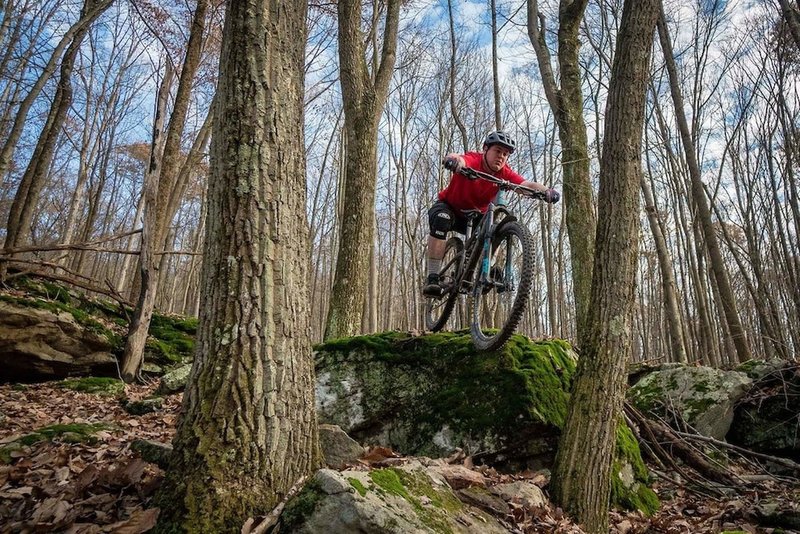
[0,381,797,533]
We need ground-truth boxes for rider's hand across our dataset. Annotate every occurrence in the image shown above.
[544,188,560,204]
[443,156,463,173]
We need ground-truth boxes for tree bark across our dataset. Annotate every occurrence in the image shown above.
[550,0,658,531]
[527,0,596,343]
[324,0,400,339]
[657,9,752,363]
[154,0,319,529]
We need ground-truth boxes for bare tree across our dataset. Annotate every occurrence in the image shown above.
[324,0,400,339]
[527,0,596,342]
[550,0,659,530]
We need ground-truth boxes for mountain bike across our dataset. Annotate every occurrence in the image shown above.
[424,165,548,351]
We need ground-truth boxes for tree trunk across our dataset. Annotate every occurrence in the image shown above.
[657,10,752,363]
[640,173,687,363]
[154,0,319,529]
[447,0,469,152]
[527,0,596,343]
[121,0,209,380]
[324,0,400,339]
[490,0,502,129]
[550,1,658,531]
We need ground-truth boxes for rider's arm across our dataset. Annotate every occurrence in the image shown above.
[520,179,547,194]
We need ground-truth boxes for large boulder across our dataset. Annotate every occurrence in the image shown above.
[628,364,752,440]
[315,331,576,468]
[274,462,508,533]
[314,331,657,514]
[0,299,119,382]
[729,360,800,461]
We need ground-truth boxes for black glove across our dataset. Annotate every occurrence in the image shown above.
[544,188,560,204]
[443,157,461,172]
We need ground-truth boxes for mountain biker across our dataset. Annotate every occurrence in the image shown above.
[423,130,560,297]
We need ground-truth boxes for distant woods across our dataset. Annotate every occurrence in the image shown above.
[0,0,799,366]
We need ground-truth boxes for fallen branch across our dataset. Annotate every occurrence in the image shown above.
[674,431,800,476]
[245,474,309,534]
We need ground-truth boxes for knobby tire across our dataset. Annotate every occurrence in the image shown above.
[470,221,534,351]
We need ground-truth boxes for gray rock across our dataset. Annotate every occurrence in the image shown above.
[0,301,118,381]
[491,481,547,510]
[131,439,173,469]
[629,365,752,439]
[277,464,508,533]
[157,364,192,394]
[319,424,365,469]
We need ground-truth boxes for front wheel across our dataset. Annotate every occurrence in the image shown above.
[470,221,534,351]
[425,237,463,332]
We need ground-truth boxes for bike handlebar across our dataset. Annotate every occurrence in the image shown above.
[457,166,548,200]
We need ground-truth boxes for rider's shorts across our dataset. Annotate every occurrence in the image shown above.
[428,201,480,239]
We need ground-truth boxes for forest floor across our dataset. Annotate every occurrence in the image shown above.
[0,381,798,533]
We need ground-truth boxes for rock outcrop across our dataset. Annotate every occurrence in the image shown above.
[629,364,752,439]
[0,300,119,381]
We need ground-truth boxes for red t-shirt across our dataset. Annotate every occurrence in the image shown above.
[438,152,525,213]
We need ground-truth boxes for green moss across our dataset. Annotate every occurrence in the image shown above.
[146,314,197,364]
[316,331,576,458]
[611,423,659,515]
[15,422,110,447]
[278,480,325,532]
[348,477,368,497]
[369,468,460,533]
[60,377,124,396]
[735,359,766,379]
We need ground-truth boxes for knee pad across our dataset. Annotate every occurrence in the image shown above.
[430,210,453,239]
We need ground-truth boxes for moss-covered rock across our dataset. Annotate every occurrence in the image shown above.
[0,275,198,382]
[315,331,655,514]
[629,364,752,439]
[276,463,506,533]
[315,331,574,465]
[60,377,124,396]
[729,362,800,461]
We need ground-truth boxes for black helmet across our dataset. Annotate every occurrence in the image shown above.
[483,131,516,153]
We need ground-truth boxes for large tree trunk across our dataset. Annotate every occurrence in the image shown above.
[120,0,209,380]
[550,0,658,531]
[657,10,752,363]
[527,0,596,343]
[153,0,319,530]
[324,0,400,339]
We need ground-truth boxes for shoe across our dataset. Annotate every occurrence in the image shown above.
[423,273,444,297]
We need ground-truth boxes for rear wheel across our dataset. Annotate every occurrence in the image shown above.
[425,237,463,332]
[470,221,534,350]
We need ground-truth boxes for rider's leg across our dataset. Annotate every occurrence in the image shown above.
[427,235,446,277]
[424,202,455,296]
